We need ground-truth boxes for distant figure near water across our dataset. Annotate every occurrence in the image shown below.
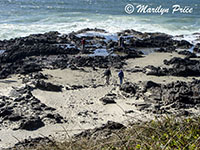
[103,67,112,85]
[81,38,86,53]
[118,36,124,49]
[118,70,124,85]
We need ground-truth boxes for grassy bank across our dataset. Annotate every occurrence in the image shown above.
[15,116,200,150]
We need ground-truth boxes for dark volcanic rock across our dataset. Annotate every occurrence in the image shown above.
[14,137,51,149]
[99,96,116,105]
[43,113,64,123]
[176,40,192,49]
[75,121,126,139]
[120,82,138,95]
[142,81,161,93]
[164,57,200,76]
[0,109,13,118]
[178,50,197,58]
[66,84,89,90]
[0,31,79,63]
[0,101,5,108]
[7,114,23,121]
[193,43,200,52]
[99,93,117,105]
[35,80,62,92]
[0,29,194,79]
[164,57,197,66]
[135,102,152,111]
[112,47,142,59]
[119,30,192,50]
[143,65,167,76]
[19,117,45,131]
[20,63,42,74]
[0,31,80,78]
[155,47,176,53]
[69,55,125,69]
[162,81,200,106]
[120,80,200,115]
[145,80,200,110]
[143,57,200,77]
[31,72,49,80]
[0,86,66,131]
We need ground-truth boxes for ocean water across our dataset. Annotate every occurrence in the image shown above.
[0,0,200,40]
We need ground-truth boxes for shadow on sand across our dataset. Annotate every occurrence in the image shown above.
[0,80,17,84]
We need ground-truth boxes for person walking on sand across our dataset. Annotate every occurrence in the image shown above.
[118,70,124,85]
[81,38,86,53]
[103,67,112,85]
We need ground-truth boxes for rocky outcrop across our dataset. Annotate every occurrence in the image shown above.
[143,57,200,77]
[164,57,200,76]
[0,31,79,63]
[68,56,126,69]
[141,80,200,112]
[0,29,196,79]
[118,29,192,49]
[120,80,200,115]
[19,63,42,74]
[0,86,66,131]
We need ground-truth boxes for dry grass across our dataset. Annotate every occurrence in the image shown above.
[14,116,200,150]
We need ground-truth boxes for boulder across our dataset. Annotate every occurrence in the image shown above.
[120,82,138,95]
[35,80,62,92]
[99,97,116,105]
[19,117,45,131]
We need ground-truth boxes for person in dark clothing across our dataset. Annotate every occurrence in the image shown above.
[118,36,124,49]
[118,70,124,85]
[81,38,86,53]
[103,68,112,85]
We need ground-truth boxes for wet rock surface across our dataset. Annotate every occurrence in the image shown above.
[118,30,192,49]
